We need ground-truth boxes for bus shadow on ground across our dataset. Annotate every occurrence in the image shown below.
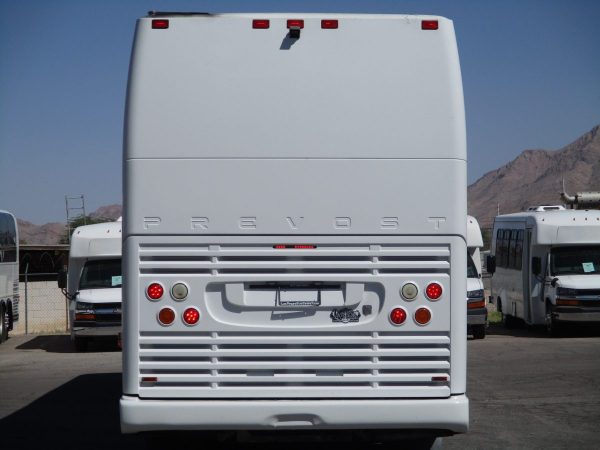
[486,323,600,338]
[15,334,120,353]
[0,374,387,450]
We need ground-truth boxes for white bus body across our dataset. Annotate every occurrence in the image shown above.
[467,216,486,339]
[121,13,468,441]
[489,208,600,334]
[64,220,122,351]
[0,210,19,343]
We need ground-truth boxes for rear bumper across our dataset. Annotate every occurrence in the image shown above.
[73,324,121,337]
[555,308,600,322]
[467,308,487,326]
[120,394,469,434]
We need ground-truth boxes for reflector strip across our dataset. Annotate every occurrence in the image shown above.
[151,19,169,29]
[252,19,270,29]
[273,244,316,249]
[321,19,339,29]
[287,19,304,29]
[421,20,438,30]
[467,300,486,309]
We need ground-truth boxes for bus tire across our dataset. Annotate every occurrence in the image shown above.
[74,337,89,352]
[472,324,486,339]
[0,303,7,343]
[546,303,562,337]
[502,313,516,329]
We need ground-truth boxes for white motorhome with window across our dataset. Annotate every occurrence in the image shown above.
[120,12,468,445]
[487,206,600,335]
[59,219,122,351]
[467,216,486,339]
[0,210,19,343]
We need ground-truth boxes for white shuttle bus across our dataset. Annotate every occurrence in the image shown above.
[0,210,19,343]
[59,219,122,351]
[488,206,600,335]
[121,12,468,445]
[467,216,486,339]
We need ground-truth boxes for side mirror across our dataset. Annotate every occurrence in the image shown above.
[551,277,559,287]
[57,270,67,289]
[531,257,541,276]
[486,255,496,274]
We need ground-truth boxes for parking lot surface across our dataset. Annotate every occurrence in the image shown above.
[1,325,599,449]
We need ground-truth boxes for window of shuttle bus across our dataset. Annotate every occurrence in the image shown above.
[515,230,524,270]
[509,230,517,269]
[0,213,17,263]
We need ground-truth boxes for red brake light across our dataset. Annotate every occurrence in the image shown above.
[182,307,200,326]
[287,19,304,29]
[421,20,438,30]
[147,283,164,300]
[321,19,338,29]
[390,307,407,325]
[151,19,169,29]
[158,307,175,326]
[426,282,443,300]
[252,19,270,29]
[414,307,432,325]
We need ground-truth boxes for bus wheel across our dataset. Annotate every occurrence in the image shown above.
[0,304,7,343]
[502,313,516,329]
[472,324,486,339]
[545,304,562,337]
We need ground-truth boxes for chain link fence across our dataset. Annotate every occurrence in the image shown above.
[12,272,68,335]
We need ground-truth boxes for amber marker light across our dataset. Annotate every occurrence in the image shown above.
[158,307,176,326]
[415,307,432,325]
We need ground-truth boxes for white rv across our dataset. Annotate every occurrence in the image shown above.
[0,210,19,343]
[59,219,122,351]
[120,13,468,445]
[467,216,486,339]
[488,206,600,335]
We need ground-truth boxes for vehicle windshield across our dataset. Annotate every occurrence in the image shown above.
[550,246,600,276]
[79,259,122,289]
[467,254,479,278]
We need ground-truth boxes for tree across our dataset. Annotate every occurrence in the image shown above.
[59,215,114,244]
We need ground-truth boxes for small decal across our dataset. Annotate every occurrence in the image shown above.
[582,262,595,273]
[330,308,361,323]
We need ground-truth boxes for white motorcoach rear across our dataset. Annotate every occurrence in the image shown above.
[121,12,468,443]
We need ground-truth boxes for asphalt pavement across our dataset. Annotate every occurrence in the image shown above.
[1,325,599,449]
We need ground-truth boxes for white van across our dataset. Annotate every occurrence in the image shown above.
[487,206,600,335]
[58,219,122,351]
[120,12,468,445]
[467,216,486,339]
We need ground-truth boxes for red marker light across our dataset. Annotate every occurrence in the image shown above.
[415,307,432,325]
[252,19,270,29]
[147,283,164,300]
[182,307,200,326]
[158,307,175,326]
[151,19,169,29]
[421,20,438,30]
[321,19,338,29]
[273,244,316,249]
[425,282,443,300]
[287,19,304,29]
[390,307,407,325]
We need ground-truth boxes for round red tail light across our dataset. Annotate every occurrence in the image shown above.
[415,307,432,325]
[425,282,443,300]
[182,307,200,326]
[390,307,407,325]
[147,282,164,300]
[158,307,175,326]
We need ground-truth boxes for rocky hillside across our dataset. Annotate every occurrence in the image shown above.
[18,204,122,245]
[468,124,600,228]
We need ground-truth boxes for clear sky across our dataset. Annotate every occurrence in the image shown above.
[1,0,599,224]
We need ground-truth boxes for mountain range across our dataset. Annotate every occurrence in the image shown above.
[17,123,600,243]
